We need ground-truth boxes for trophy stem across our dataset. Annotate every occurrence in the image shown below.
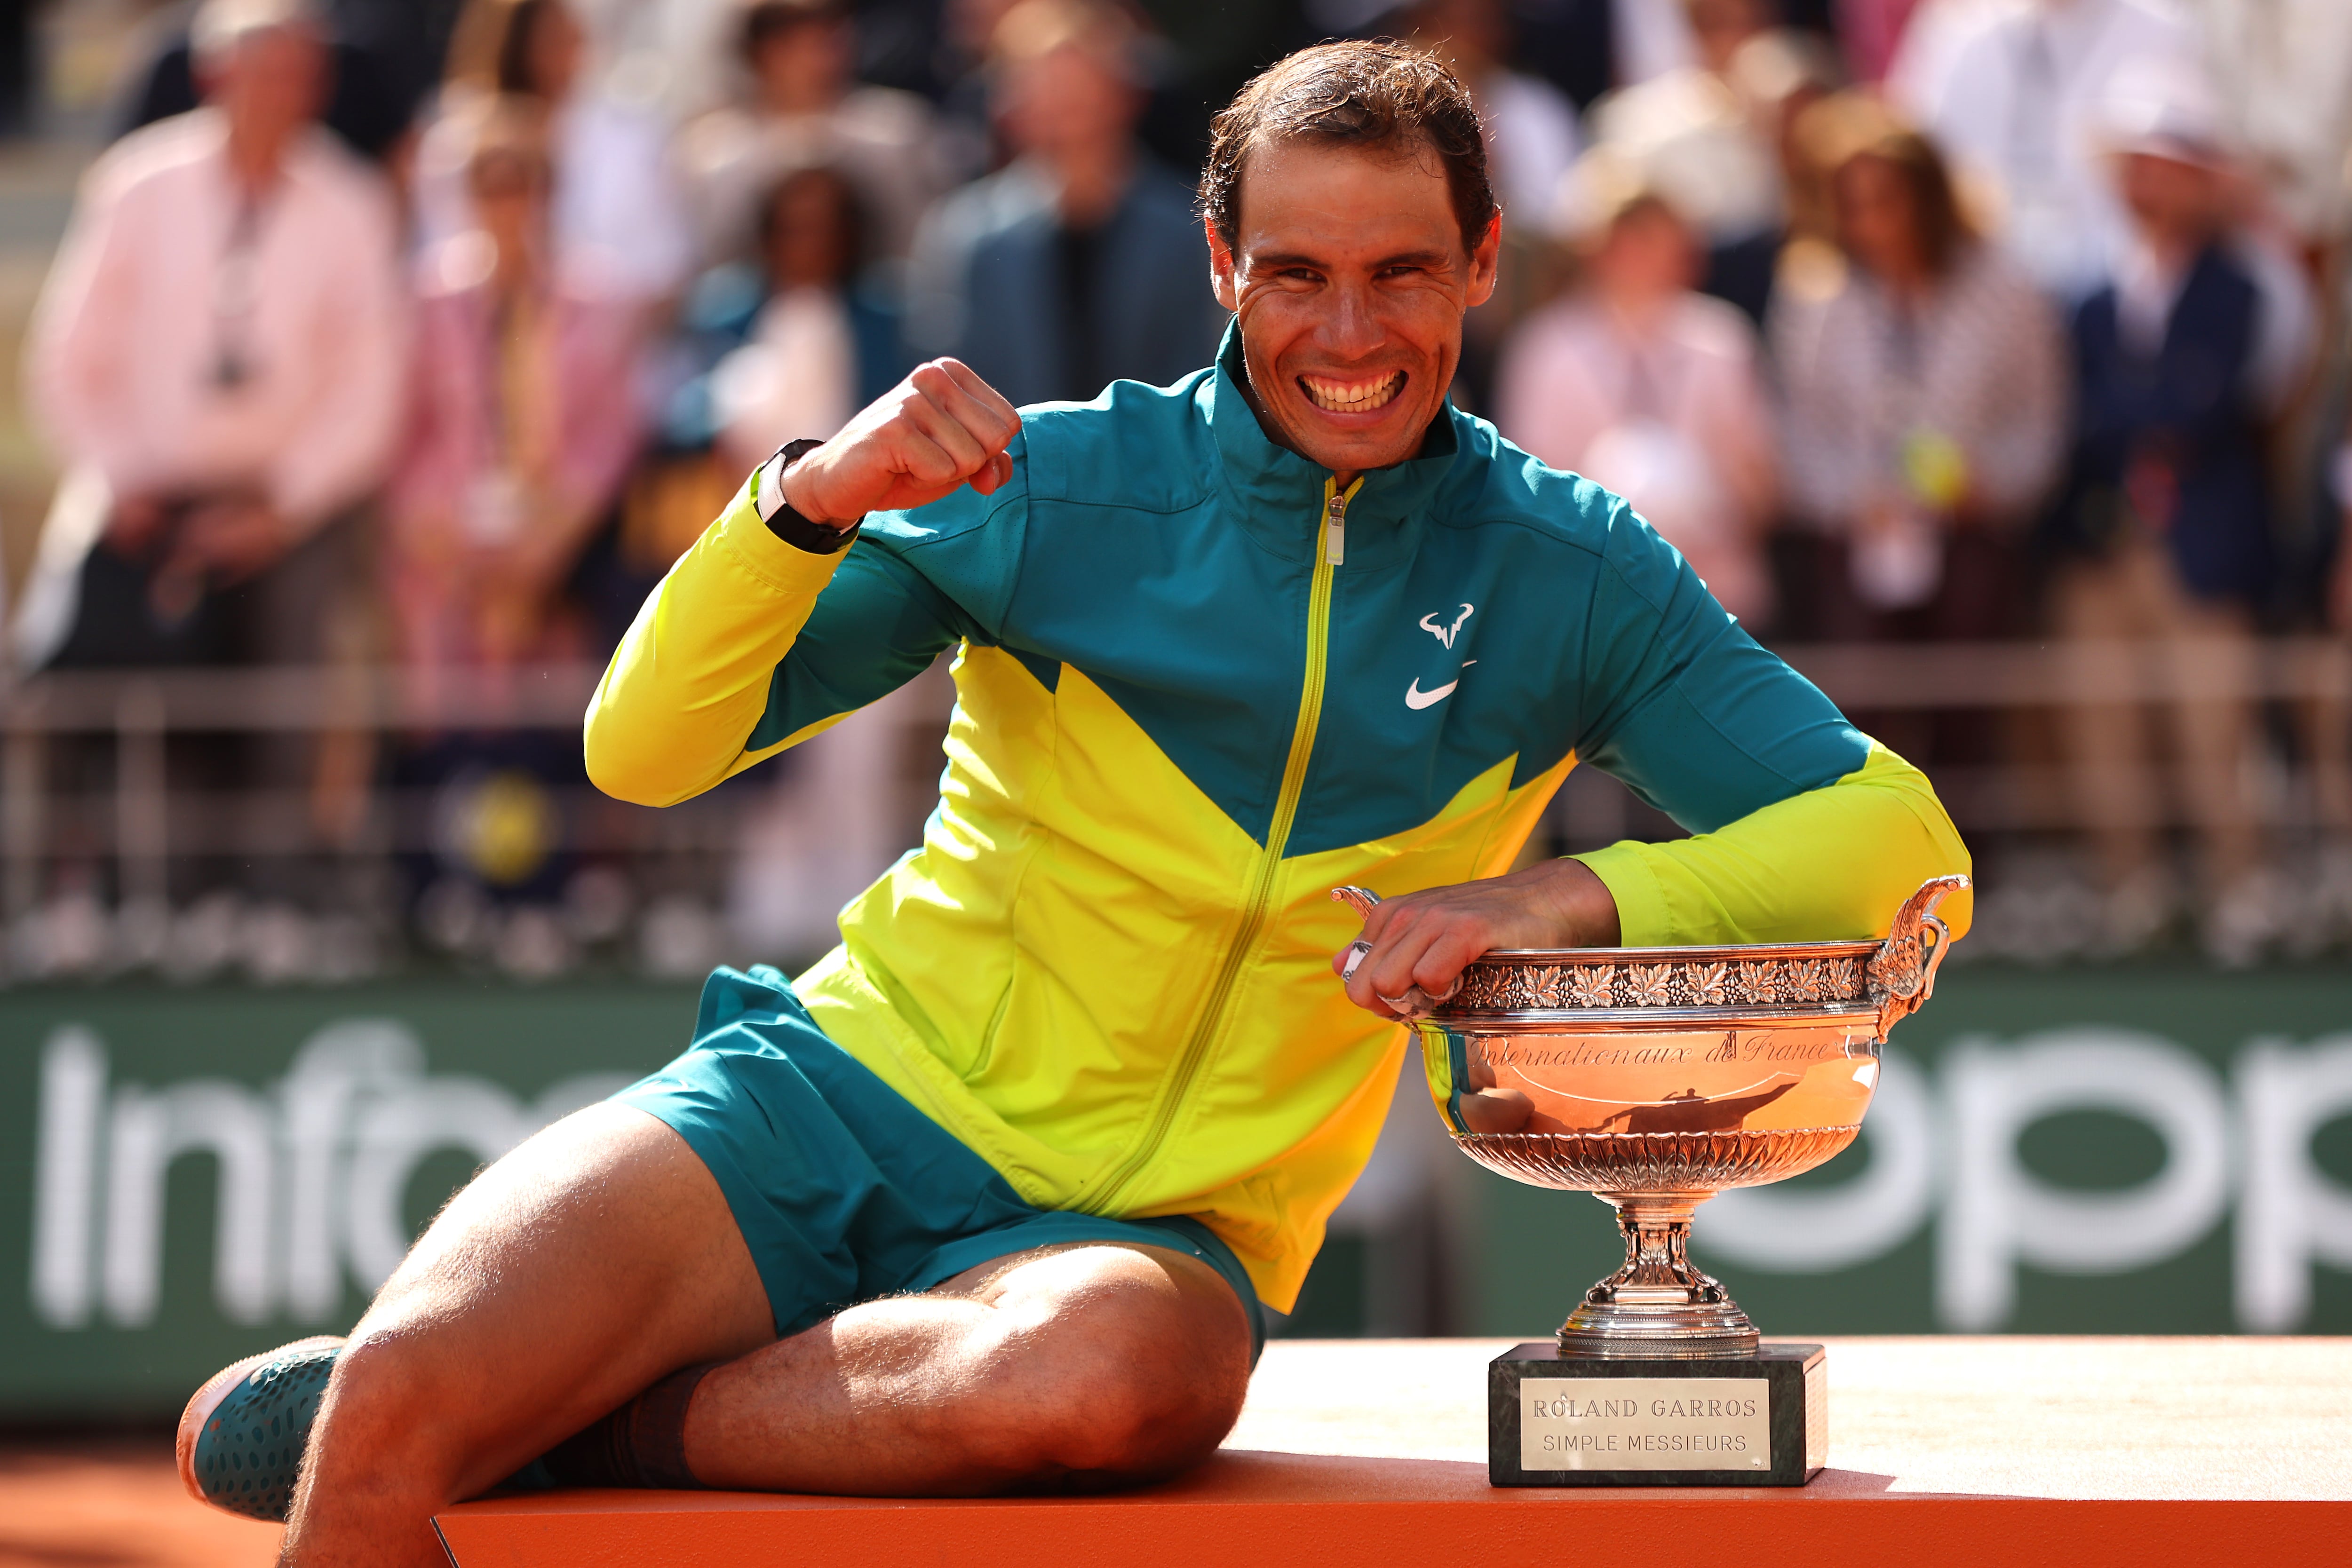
[1556,1190,1760,1359]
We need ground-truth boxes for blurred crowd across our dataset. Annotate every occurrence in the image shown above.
[10,0,2352,978]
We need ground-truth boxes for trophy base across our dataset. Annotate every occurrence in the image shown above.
[1551,1188,1761,1358]
[1488,1341,1825,1487]
[1556,1294,1759,1358]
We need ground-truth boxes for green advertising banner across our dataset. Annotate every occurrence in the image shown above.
[2,982,698,1419]
[2,966,2349,1418]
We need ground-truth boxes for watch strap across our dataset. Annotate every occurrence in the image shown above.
[755,439,858,554]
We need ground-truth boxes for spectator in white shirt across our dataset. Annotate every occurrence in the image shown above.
[1880,0,2008,113]
[19,0,406,674]
[1891,0,2197,303]
[2180,0,2352,246]
[1496,154,1778,625]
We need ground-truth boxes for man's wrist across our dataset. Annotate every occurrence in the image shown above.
[1536,855,1622,948]
[756,440,860,554]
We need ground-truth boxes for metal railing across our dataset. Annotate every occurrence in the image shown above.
[4,637,2350,980]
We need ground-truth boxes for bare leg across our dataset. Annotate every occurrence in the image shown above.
[281,1104,1253,1568]
[282,1104,773,1568]
[686,1239,1252,1495]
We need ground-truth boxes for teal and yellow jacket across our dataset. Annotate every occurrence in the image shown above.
[586,332,1971,1311]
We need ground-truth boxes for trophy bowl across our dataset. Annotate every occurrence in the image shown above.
[1339,875,1967,1360]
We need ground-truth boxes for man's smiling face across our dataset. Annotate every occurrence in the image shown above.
[1208,136,1500,483]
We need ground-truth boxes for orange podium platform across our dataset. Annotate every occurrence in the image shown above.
[434,1337,2352,1568]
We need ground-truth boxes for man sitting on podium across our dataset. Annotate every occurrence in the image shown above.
[179,37,1967,1565]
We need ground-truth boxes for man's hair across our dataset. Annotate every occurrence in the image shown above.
[1200,40,1496,254]
[191,0,316,69]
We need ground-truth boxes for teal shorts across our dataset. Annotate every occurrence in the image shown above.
[612,966,1267,1360]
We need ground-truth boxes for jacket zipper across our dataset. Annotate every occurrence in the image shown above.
[1088,475,1357,1211]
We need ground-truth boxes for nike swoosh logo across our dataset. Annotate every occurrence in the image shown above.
[1406,661,1476,710]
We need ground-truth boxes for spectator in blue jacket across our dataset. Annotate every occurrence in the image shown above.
[2047,71,2311,961]
[903,0,1227,405]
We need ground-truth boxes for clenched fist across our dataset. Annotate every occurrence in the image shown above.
[781,358,1024,525]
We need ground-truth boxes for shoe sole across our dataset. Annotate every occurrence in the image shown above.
[176,1335,345,1512]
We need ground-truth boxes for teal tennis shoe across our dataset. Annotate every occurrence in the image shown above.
[177,1336,343,1521]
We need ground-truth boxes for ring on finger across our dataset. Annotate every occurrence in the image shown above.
[1342,940,1373,981]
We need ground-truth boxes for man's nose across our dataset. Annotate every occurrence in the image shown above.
[1320,279,1387,359]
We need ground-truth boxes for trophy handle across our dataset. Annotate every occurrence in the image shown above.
[1867,873,1971,1037]
[1329,885,1459,1017]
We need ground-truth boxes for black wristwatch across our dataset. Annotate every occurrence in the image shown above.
[755,439,859,554]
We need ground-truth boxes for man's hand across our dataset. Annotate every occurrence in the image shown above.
[1332,857,1621,1020]
[781,358,1023,525]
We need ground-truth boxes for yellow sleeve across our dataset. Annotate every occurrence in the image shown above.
[1570,742,1973,946]
[583,475,851,808]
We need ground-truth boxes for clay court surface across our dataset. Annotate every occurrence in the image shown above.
[0,1437,277,1568]
[5,1337,2346,1565]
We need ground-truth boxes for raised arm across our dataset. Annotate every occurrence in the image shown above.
[584,359,1021,806]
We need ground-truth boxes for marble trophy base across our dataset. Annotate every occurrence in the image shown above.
[1489,1342,1826,1487]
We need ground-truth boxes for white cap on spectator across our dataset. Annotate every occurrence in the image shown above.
[191,0,319,68]
[2094,55,2231,168]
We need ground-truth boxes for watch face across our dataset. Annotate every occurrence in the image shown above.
[755,450,792,523]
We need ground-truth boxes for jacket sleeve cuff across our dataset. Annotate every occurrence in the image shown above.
[714,477,855,597]
[1569,843,1672,947]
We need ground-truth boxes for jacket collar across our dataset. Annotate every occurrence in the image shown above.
[1200,321,1459,568]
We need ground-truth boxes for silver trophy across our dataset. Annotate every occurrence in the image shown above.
[1336,875,1968,1481]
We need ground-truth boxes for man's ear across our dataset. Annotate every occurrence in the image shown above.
[1206,215,1240,313]
[1464,214,1503,310]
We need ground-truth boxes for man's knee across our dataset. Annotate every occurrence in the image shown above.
[307,1332,458,1486]
[1033,1356,1244,1485]
[971,1249,1251,1485]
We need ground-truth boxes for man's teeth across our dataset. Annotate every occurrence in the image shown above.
[1302,371,1403,412]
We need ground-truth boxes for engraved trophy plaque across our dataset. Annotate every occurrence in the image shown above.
[1336,875,1967,1487]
